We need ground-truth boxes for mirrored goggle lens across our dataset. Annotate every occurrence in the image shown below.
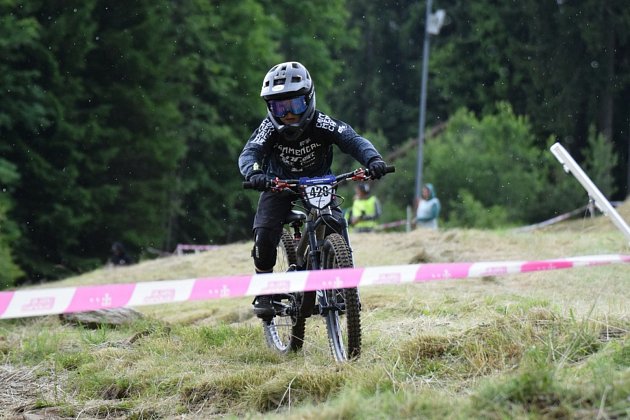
[269,96,308,118]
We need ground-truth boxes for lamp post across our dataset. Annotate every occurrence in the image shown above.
[414,0,445,203]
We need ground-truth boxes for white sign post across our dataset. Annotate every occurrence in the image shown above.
[550,142,630,245]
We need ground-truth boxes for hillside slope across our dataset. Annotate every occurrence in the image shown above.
[62,199,630,284]
[1,200,628,419]
[50,200,629,325]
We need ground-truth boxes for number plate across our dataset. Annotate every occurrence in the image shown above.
[305,184,333,209]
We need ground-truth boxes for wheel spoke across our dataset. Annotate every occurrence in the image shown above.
[262,230,307,353]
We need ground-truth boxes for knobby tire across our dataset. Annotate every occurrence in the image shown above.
[320,233,361,361]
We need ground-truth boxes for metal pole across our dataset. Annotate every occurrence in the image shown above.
[415,0,432,202]
[627,115,630,198]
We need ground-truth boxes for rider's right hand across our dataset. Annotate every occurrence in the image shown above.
[248,171,268,191]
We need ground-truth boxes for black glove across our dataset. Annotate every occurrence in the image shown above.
[368,158,387,179]
[248,171,268,191]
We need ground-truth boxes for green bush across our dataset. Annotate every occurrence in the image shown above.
[381,102,619,229]
[446,189,511,228]
[583,125,618,199]
[424,103,551,226]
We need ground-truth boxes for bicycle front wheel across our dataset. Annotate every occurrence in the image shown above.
[320,233,361,361]
[262,230,307,353]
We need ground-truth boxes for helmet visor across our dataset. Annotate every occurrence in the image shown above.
[268,96,308,118]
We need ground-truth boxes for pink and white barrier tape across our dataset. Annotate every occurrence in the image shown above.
[1,254,628,319]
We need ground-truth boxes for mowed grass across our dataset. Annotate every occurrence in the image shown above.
[1,202,629,418]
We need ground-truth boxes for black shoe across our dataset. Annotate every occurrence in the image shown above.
[253,295,275,319]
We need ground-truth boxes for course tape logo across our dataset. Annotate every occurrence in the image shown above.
[1,254,628,319]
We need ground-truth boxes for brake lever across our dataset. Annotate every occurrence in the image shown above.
[363,165,396,180]
[270,178,296,192]
[350,167,369,181]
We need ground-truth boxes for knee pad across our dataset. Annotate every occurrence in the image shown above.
[251,227,281,272]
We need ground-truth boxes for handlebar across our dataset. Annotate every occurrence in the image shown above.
[243,165,395,190]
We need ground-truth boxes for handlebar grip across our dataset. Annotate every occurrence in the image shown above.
[243,181,272,190]
[385,165,396,174]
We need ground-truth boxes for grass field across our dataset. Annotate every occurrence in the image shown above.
[1,202,629,419]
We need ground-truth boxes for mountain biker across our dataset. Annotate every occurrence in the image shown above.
[238,61,389,319]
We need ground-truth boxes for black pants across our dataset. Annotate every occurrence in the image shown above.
[251,190,343,272]
[251,190,295,272]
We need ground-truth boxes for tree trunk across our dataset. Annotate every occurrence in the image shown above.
[599,3,615,142]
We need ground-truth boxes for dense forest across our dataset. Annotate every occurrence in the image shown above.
[1,0,629,286]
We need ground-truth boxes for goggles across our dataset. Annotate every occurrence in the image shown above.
[268,96,308,118]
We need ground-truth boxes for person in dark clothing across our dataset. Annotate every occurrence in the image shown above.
[109,242,134,266]
[238,61,389,319]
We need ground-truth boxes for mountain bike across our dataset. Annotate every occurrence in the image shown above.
[244,165,395,361]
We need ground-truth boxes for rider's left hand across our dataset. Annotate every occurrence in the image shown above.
[368,158,387,179]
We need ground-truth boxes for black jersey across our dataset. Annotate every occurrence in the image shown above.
[239,110,382,180]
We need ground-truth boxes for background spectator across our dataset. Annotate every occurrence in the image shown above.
[109,242,134,266]
[414,183,441,230]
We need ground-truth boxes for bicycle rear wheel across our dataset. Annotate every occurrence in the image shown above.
[320,233,361,361]
[262,230,307,353]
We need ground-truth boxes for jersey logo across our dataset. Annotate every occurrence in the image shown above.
[315,113,337,132]
[251,119,274,145]
[275,141,321,172]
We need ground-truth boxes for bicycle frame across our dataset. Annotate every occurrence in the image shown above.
[293,206,352,270]
[270,170,367,266]
[243,165,394,360]
[282,177,356,316]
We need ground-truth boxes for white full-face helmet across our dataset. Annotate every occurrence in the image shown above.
[260,61,316,141]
